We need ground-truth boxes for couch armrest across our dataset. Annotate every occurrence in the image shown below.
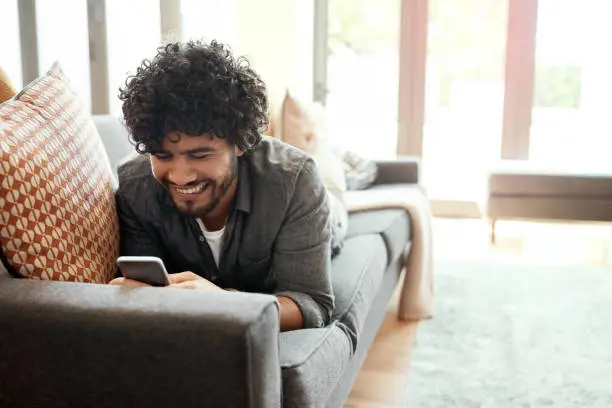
[374,156,421,185]
[0,274,281,408]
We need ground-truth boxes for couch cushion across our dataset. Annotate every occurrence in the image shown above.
[0,66,17,104]
[280,90,322,153]
[338,149,378,191]
[280,322,352,408]
[331,234,387,350]
[279,234,389,406]
[92,115,136,177]
[346,209,410,264]
[0,62,120,283]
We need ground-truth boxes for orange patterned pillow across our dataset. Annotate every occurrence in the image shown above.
[0,62,119,283]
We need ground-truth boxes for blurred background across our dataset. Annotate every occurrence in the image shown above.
[4,0,612,215]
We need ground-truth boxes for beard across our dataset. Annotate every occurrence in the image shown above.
[168,155,238,218]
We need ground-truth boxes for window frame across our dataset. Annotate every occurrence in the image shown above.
[313,0,540,217]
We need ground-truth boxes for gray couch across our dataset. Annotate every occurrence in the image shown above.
[0,116,421,408]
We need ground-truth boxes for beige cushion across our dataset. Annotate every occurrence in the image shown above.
[277,91,346,194]
[280,90,321,154]
[0,62,120,283]
[0,66,17,104]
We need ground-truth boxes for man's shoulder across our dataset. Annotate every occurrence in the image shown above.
[247,137,314,182]
[116,155,159,201]
[118,154,151,179]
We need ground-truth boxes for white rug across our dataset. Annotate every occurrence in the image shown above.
[405,259,612,407]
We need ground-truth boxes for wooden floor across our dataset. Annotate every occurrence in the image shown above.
[344,281,420,408]
[434,218,612,267]
[343,217,612,407]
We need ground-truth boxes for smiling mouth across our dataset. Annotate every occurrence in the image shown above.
[172,183,209,195]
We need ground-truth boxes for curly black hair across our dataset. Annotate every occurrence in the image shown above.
[119,40,269,154]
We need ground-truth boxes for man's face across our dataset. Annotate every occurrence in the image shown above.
[150,132,243,218]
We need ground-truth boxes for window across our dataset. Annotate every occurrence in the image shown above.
[106,0,161,115]
[182,0,237,46]
[324,0,401,159]
[529,0,612,170]
[422,0,508,201]
[36,0,91,111]
[1,0,23,89]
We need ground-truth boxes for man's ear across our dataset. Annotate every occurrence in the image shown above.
[234,145,245,157]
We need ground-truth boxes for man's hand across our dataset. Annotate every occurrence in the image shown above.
[109,277,151,287]
[168,272,224,292]
[109,272,229,292]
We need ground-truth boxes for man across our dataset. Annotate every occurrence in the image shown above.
[110,40,335,332]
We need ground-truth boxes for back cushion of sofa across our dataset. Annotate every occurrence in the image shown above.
[0,62,120,283]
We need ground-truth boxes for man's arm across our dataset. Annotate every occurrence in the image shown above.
[272,158,335,330]
[277,296,304,331]
[109,191,168,285]
[115,191,167,260]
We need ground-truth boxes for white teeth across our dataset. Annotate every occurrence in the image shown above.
[175,184,206,194]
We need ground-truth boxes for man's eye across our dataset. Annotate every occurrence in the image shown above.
[190,154,210,160]
[153,154,172,161]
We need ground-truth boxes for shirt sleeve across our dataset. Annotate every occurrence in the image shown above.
[272,158,335,328]
[115,190,167,260]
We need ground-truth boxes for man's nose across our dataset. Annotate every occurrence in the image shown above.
[167,166,198,186]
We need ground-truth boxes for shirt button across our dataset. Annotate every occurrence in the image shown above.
[199,236,205,242]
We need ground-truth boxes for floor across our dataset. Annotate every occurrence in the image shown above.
[344,280,419,408]
[343,217,612,407]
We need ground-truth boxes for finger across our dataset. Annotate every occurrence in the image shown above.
[110,278,151,287]
[124,279,151,287]
[109,277,125,285]
[168,271,198,284]
[169,281,197,290]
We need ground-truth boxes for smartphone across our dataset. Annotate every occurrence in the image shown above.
[116,256,171,287]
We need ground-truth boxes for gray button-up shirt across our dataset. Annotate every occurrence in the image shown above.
[115,137,334,328]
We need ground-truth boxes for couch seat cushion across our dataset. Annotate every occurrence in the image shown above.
[280,322,352,408]
[331,234,388,350]
[278,234,388,406]
[346,208,410,265]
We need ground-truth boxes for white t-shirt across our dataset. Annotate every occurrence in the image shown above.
[196,219,225,268]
